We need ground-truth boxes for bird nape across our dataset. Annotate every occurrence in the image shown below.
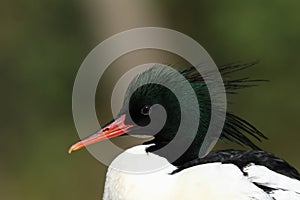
[69,62,300,200]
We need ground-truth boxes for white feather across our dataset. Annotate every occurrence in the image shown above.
[244,164,300,199]
[103,145,280,200]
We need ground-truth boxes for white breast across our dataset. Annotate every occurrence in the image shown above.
[103,145,300,200]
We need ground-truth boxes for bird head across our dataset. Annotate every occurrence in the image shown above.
[69,63,267,165]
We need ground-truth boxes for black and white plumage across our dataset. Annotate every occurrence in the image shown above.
[69,63,300,200]
[103,146,300,200]
[173,150,300,199]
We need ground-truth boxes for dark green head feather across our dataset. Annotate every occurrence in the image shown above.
[119,62,267,165]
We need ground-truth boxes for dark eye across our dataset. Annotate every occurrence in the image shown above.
[141,104,151,115]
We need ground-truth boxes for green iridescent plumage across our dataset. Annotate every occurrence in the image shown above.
[120,62,267,165]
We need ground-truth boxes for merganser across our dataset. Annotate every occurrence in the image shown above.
[69,62,300,200]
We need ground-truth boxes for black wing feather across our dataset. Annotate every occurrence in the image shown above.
[171,149,300,181]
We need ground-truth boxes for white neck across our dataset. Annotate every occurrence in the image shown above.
[103,145,177,200]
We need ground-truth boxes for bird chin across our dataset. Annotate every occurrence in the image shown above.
[129,135,154,140]
[111,135,155,150]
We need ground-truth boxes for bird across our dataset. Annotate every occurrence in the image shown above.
[69,62,300,200]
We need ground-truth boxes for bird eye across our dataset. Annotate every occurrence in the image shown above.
[141,104,151,115]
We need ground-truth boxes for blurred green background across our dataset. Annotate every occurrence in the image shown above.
[1,1,299,199]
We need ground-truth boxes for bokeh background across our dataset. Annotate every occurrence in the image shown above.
[1,1,300,199]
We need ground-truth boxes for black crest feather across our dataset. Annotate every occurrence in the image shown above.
[180,61,268,150]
